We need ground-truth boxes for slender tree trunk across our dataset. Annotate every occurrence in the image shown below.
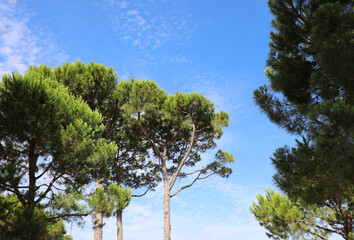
[117,210,123,240]
[114,159,124,240]
[94,179,104,240]
[28,140,37,217]
[163,180,171,240]
[28,158,36,206]
[161,148,171,240]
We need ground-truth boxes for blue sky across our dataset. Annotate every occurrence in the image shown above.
[0,1,340,240]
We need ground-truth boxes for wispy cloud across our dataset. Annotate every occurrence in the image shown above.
[67,178,269,240]
[0,0,68,76]
[101,0,196,51]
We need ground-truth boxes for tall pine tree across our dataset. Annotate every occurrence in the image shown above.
[54,61,159,240]
[124,78,234,240]
[254,0,353,239]
[0,65,116,239]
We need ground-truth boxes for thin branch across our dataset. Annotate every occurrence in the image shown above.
[170,171,214,198]
[178,170,201,177]
[132,188,149,198]
[46,211,93,222]
[197,172,214,180]
[169,123,195,190]
[137,112,162,159]
[35,169,69,205]
[290,1,311,30]
[36,160,54,180]
[35,183,67,192]
[0,183,26,206]
[170,171,202,198]
[117,149,140,168]
[323,202,339,213]
[195,126,210,133]
[295,219,346,237]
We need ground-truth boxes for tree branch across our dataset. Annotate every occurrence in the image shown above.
[132,188,149,198]
[137,112,162,159]
[170,171,202,198]
[170,171,214,198]
[295,219,345,237]
[169,123,195,190]
[35,169,70,205]
[0,183,27,206]
[45,211,93,222]
[178,169,201,177]
[36,160,54,180]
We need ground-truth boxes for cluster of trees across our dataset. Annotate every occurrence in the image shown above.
[251,0,353,239]
[0,62,234,240]
[1,0,352,240]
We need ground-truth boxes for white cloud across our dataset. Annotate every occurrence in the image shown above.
[101,0,196,50]
[0,0,68,76]
[67,179,271,240]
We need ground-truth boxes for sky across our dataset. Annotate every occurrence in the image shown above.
[0,0,341,240]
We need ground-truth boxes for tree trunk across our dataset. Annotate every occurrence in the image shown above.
[116,210,123,240]
[94,179,104,240]
[114,159,124,240]
[163,180,171,240]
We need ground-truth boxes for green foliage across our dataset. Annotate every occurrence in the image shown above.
[250,189,334,240]
[88,183,132,217]
[253,1,353,238]
[54,61,159,189]
[0,194,72,240]
[0,64,116,228]
[124,78,234,191]
[254,0,353,205]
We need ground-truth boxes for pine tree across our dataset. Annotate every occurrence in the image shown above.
[0,194,73,240]
[253,0,353,238]
[251,189,351,239]
[54,61,159,240]
[124,78,234,240]
[0,65,116,238]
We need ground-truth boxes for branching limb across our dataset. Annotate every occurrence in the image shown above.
[169,123,195,190]
[35,169,70,205]
[295,219,346,237]
[35,183,67,192]
[170,172,214,198]
[45,211,93,222]
[137,112,162,159]
[0,183,26,206]
[178,169,201,177]
[132,188,149,198]
[36,160,54,180]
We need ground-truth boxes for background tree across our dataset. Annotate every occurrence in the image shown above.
[88,183,132,226]
[250,189,353,240]
[0,194,73,240]
[54,61,159,240]
[0,65,116,239]
[253,0,353,239]
[124,78,235,240]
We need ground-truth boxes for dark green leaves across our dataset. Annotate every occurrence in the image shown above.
[254,0,354,205]
[0,64,116,230]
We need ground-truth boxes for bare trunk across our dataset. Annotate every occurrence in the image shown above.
[163,180,171,240]
[94,179,104,240]
[28,157,36,206]
[117,210,123,240]
[114,158,124,240]
[160,148,171,240]
[28,140,37,217]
